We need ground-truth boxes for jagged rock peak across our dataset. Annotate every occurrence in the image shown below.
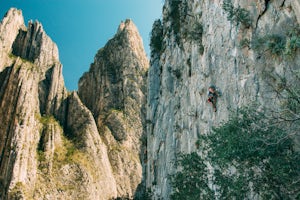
[115,19,148,68]
[79,19,149,116]
[117,19,136,33]
[0,8,25,69]
[12,18,59,67]
[78,19,148,198]
[0,8,25,50]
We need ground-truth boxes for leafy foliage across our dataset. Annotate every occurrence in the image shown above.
[199,44,205,55]
[239,38,250,48]
[137,189,153,200]
[183,20,203,42]
[205,106,300,199]
[150,19,164,54]
[222,0,252,28]
[285,27,300,57]
[252,34,286,57]
[170,152,214,200]
[171,103,300,199]
[169,0,184,42]
[252,26,300,58]
[9,182,29,199]
[165,0,204,52]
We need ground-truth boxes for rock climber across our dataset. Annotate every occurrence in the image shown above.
[207,85,219,112]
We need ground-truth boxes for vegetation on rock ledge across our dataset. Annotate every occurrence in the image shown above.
[252,27,300,58]
[222,0,251,28]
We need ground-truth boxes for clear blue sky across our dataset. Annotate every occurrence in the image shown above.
[0,0,163,90]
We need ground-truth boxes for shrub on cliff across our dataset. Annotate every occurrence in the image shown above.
[222,0,251,28]
[170,152,214,200]
[205,106,300,199]
[252,26,300,58]
[171,105,300,199]
[150,19,163,54]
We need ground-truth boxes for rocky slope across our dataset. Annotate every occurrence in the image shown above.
[146,0,300,199]
[0,8,148,200]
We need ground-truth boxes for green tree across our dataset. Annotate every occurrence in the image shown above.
[170,152,214,200]
[222,0,251,28]
[206,106,300,199]
[170,68,300,199]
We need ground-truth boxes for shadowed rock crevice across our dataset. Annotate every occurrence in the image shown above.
[38,66,53,115]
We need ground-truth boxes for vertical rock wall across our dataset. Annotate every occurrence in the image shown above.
[146,0,300,199]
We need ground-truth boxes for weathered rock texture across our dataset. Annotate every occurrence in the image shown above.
[78,19,149,198]
[146,0,300,199]
[0,8,148,200]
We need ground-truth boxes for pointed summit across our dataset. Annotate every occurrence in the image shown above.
[78,19,149,198]
[0,8,25,50]
[79,19,149,115]
[114,19,148,70]
[0,8,25,69]
[0,8,59,69]
[12,20,59,67]
[117,19,135,33]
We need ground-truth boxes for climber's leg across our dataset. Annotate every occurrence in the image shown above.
[212,98,217,112]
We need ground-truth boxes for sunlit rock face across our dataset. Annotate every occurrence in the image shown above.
[0,8,148,200]
[78,19,149,198]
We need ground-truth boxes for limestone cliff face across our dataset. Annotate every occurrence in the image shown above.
[78,19,149,198]
[146,0,300,199]
[0,9,148,200]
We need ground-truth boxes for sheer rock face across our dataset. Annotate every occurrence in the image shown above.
[146,0,300,199]
[0,9,148,200]
[78,19,149,198]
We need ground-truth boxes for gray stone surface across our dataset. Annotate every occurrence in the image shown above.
[146,0,300,199]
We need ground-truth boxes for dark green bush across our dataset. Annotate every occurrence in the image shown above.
[252,27,300,58]
[170,153,214,200]
[285,27,300,57]
[150,19,163,54]
[169,0,183,44]
[223,0,251,28]
[199,44,204,55]
[171,105,300,199]
[239,38,250,48]
[173,69,181,79]
[184,21,203,42]
[205,106,300,199]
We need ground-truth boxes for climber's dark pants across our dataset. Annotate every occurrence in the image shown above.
[208,97,217,110]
